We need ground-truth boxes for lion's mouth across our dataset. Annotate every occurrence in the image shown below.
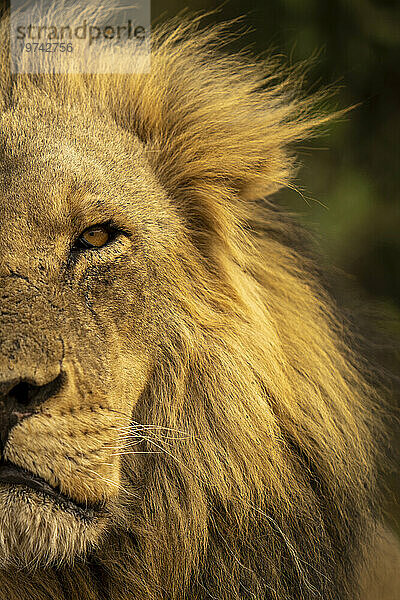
[0,459,104,519]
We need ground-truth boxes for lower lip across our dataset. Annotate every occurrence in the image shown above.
[0,460,103,519]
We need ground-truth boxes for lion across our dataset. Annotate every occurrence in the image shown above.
[0,8,398,600]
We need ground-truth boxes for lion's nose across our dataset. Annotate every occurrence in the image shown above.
[0,372,64,407]
[0,372,64,453]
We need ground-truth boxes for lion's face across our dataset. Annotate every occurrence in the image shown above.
[0,100,177,567]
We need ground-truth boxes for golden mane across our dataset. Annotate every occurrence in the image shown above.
[0,12,386,600]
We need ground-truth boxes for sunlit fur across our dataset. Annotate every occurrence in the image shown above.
[0,7,397,600]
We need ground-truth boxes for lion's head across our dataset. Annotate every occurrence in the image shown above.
[0,11,384,600]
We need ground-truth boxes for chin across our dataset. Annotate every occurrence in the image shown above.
[0,484,107,569]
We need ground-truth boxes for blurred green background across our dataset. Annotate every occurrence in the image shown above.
[152,0,400,529]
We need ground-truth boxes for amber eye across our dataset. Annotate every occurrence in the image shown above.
[76,225,111,250]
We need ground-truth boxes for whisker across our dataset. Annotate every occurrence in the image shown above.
[137,434,203,482]
[111,451,163,456]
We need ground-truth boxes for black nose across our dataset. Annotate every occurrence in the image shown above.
[2,376,63,408]
[0,373,63,453]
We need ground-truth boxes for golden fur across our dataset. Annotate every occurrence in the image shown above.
[0,7,398,600]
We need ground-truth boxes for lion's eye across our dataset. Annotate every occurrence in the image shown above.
[75,225,113,250]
